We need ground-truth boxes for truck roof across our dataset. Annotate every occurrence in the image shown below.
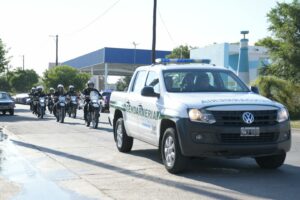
[136,63,228,72]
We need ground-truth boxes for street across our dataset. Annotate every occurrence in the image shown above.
[0,104,300,200]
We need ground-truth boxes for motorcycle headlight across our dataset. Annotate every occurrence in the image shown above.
[188,109,216,124]
[277,107,289,123]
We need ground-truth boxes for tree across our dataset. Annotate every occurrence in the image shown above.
[43,65,90,91]
[0,76,10,91]
[0,38,9,73]
[116,76,132,91]
[166,45,192,59]
[9,68,39,93]
[255,1,300,83]
[253,76,300,118]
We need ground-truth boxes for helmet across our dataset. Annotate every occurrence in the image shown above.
[49,87,55,93]
[31,87,36,92]
[87,80,94,88]
[57,84,64,89]
[69,85,75,91]
[37,86,43,92]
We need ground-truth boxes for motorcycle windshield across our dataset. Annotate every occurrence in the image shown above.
[71,96,77,101]
[90,91,99,101]
[39,97,45,102]
[59,96,66,102]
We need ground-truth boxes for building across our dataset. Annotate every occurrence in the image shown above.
[190,32,269,84]
[62,47,171,90]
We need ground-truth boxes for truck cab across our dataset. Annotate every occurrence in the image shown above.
[109,58,291,174]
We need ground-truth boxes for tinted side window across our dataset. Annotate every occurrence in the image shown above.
[145,71,160,94]
[132,70,147,93]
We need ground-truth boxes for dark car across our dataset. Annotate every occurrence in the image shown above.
[0,91,15,115]
[100,90,112,112]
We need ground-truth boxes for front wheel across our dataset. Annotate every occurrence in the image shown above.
[114,118,133,152]
[9,109,14,116]
[161,127,187,174]
[59,107,65,123]
[255,152,286,169]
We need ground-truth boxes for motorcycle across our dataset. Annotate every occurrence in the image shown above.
[67,96,78,118]
[47,95,54,114]
[55,95,66,123]
[86,91,100,129]
[37,96,46,118]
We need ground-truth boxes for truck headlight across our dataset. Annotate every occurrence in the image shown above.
[188,109,216,124]
[277,107,289,122]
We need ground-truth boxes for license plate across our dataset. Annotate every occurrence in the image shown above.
[240,127,260,137]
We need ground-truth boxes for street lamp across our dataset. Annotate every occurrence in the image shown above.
[132,41,139,65]
[49,35,59,66]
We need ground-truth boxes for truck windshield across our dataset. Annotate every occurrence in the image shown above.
[163,69,250,93]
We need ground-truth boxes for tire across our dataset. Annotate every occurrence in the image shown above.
[114,118,133,152]
[92,111,99,129]
[161,127,187,174]
[9,109,14,116]
[59,108,65,123]
[72,108,77,118]
[255,152,286,169]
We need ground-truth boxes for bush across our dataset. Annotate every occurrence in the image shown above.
[253,76,300,118]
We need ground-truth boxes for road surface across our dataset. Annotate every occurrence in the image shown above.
[0,105,299,200]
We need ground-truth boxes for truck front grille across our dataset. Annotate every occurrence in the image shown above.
[0,103,10,106]
[220,132,278,144]
[212,110,278,126]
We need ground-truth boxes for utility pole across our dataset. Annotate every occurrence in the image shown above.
[132,41,139,65]
[152,0,157,64]
[55,35,58,66]
[22,55,25,71]
[50,35,59,66]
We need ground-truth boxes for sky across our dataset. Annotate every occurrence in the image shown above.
[0,0,291,77]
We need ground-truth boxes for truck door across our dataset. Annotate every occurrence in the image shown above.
[139,71,161,145]
[124,70,148,137]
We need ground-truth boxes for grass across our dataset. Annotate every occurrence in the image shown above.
[291,120,300,129]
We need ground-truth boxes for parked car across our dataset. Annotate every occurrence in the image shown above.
[15,93,30,104]
[100,90,112,112]
[0,91,15,115]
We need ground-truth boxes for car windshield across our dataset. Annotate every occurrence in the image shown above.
[0,92,10,100]
[102,92,111,97]
[163,69,250,93]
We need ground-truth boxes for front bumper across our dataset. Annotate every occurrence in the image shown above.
[175,118,291,157]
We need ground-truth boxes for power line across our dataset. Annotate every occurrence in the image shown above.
[67,0,121,36]
[158,8,175,45]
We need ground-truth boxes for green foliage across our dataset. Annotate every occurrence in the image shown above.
[8,68,39,93]
[43,65,90,92]
[0,38,9,73]
[166,45,192,59]
[253,76,300,118]
[0,76,10,91]
[255,1,300,83]
[116,76,132,91]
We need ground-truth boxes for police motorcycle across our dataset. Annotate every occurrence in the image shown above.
[86,91,101,128]
[47,95,54,114]
[55,95,66,123]
[67,95,78,118]
[36,96,46,119]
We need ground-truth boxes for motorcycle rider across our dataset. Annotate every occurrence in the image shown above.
[53,84,65,118]
[47,87,55,112]
[66,85,78,112]
[34,86,46,116]
[82,81,101,121]
[29,87,36,113]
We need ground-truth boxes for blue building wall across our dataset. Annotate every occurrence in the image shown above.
[63,47,171,68]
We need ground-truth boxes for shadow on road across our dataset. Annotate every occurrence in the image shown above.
[10,139,300,200]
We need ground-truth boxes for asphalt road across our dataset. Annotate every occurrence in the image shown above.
[0,104,300,200]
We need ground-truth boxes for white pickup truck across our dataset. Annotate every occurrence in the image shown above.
[109,59,291,173]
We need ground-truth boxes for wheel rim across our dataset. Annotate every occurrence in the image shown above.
[116,123,123,148]
[164,136,175,167]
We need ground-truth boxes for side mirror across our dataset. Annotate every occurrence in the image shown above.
[250,86,259,94]
[141,86,160,97]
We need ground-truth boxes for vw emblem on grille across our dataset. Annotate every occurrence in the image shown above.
[242,112,254,124]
